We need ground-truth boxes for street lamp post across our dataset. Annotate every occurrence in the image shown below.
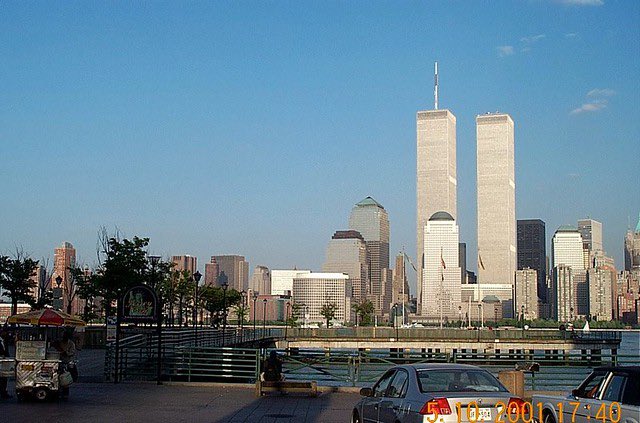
[262,298,267,336]
[221,279,228,347]
[284,302,290,340]
[193,271,202,346]
[252,292,258,340]
[148,255,162,385]
[241,290,246,342]
[53,275,63,310]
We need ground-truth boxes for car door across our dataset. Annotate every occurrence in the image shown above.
[619,372,640,423]
[568,370,610,423]
[362,369,396,423]
[378,369,410,423]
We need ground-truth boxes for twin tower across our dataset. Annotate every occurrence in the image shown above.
[416,93,516,318]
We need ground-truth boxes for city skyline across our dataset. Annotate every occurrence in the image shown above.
[1,2,638,295]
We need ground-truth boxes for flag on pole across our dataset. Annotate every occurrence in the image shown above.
[478,252,485,270]
[440,248,446,269]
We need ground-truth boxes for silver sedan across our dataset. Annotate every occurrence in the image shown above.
[351,363,526,423]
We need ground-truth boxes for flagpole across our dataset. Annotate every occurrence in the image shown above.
[440,247,444,329]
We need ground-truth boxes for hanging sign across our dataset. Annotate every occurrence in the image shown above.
[119,285,159,323]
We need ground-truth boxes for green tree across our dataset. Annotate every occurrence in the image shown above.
[320,302,338,328]
[200,286,242,327]
[352,300,375,326]
[287,302,301,327]
[0,252,39,315]
[92,235,151,318]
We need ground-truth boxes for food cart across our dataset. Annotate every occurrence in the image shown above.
[7,309,85,401]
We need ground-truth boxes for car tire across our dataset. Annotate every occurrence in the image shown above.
[543,412,556,423]
[33,387,49,402]
[351,410,361,423]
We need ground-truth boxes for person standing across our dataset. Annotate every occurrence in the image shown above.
[0,327,12,399]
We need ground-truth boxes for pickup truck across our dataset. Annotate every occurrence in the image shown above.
[532,366,639,423]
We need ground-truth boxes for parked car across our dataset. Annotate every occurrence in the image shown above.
[532,366,640,423]
[351,363,526,423]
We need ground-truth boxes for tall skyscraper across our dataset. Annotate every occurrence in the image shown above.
[624,213,640,271]
[517,219,547,302]
[348,197,390,313]
[551,226,585,270]
[322,230,367,304]
[551,226,586,321]
[171,255,197,276]
[213,255,249,291]
[420,212,462,320]
[250,265,271,295]
[416,109,457,313]
[578,218,603,253]
[391,253,410,308]
[476,113,516,287]
[53,242,76,312]
[204,257,219,286]
[578,218,603,268]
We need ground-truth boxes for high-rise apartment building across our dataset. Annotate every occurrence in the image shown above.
[322,230,368,304]
[476,113,516,288]
[421,212,462,320]
[587,268,615,321]
[292,273,351,325]
[172,255,197,276]
[517,219,547,303]
[552,265,577,322]
[204,257,219,286]
[213,255,249,291]
[250,265,271,295]
[515,269,538,320]
[348,197,389,313]
[53,242,76,312]
[416,109,457,313]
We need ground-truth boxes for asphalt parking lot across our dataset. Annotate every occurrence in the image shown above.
[0,381,361,423]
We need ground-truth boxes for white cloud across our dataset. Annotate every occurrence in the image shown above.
[520,34,546,44]
[497,45,515,57]
[587,88,616,97]
[560,0,604,6]
[570,100,608,115]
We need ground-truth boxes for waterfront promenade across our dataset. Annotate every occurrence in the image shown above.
[0,382,360,423]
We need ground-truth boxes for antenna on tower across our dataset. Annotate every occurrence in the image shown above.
[434,61,439,110]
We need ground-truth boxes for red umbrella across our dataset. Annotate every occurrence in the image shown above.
[7,308,86,327]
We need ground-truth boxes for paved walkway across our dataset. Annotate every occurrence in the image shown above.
[1,382,361,422]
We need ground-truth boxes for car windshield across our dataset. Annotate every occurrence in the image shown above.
[417,369,508,393]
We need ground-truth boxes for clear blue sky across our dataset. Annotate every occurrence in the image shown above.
[1,1,638,293]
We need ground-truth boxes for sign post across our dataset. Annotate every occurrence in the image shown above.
[118,285,160,384]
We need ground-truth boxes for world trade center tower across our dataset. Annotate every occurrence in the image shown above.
[476,113,516,288]
[416,109,457,313]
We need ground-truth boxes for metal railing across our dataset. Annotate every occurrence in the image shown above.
[285,327,623,343]
[105,327,280,382]
[276,348,640,391]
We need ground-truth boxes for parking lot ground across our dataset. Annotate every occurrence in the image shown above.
[0,381,361,423]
